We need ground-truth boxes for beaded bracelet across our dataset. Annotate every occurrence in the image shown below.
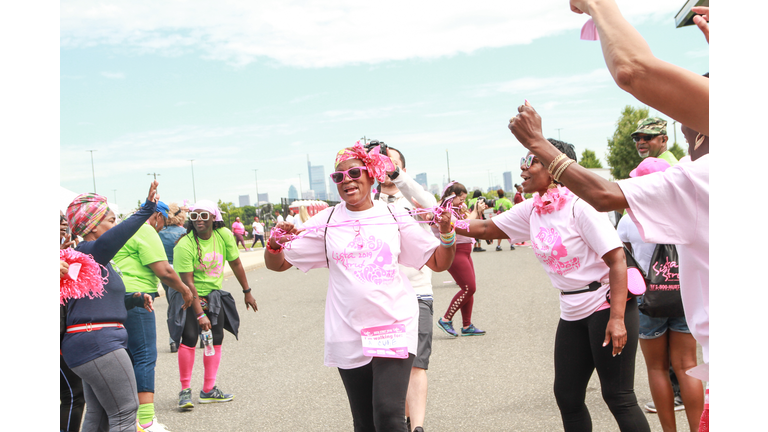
[266,241,284,254]
[553,159,576,183]
[196,313,206,321]
[441,238,456,248]
[547,153,568,176]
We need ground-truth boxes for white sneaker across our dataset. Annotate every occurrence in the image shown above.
[143,417,172,432]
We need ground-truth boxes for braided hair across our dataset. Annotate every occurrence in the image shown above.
[183,220,226,268]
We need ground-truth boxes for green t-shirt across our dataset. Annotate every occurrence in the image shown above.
[173,227,240,297]
[494,197,514,213]
[657,150,679,166]
[113,223,168,293]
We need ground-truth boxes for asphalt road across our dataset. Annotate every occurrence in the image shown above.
[151,244,702,431]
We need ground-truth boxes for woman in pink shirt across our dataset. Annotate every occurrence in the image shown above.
[231,217,247,251]
[265,143,455,431]
[456,140,649,432]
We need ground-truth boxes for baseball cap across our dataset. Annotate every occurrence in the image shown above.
[631,117,667,137]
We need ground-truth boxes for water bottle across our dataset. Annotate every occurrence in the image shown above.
[200,329,215,356]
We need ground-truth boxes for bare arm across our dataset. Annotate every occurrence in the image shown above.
[228,257,258,311]
[510,102,629,212]
[424,211,456,272]
[602,246,628,357]
[454,218,509,241]
[178,272,209,331]
[147,261,193,309]
[570,0,709,135]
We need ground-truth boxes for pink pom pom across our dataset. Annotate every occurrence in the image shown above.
[580,18,599,41]
[60,248,107,305]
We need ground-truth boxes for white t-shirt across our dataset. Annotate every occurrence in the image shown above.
[617,216,656,275]
[284,200,439,369]
[286,214,295,225]
[491,189,623,321]
[276,215,284,223]
[618,154,709,363]
[252,222,264,235]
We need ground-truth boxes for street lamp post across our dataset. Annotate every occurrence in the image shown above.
[298,173,302,199]
[189,160,197,202]
[86,150,97,192]
[253,169,259,207]
[446,149,451,182]
[112,189,117,205]
[555,128,564,140]
[147,172,161,180]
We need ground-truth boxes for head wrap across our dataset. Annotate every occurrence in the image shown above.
[334,141,395,183]
[66,193,110,237]
[189,200,224,222]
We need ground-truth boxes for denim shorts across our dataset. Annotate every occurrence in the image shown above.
[638,307,691,340]
[123,292,158,393]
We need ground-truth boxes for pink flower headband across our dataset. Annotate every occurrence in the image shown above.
[334,141,395,183]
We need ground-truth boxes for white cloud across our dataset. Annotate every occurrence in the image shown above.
[61,0,679,68]
[470,69,614,99]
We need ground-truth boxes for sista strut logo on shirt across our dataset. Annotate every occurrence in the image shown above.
[331,230,397,285]
[196,251,224,277]
[533,227,580,276]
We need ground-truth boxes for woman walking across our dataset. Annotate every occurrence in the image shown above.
[455,141,650,432]
[265,142,455,431]
[231,216,248,251]
[62,181,159,432]
[171,200,258,409]
[436,182,487,337]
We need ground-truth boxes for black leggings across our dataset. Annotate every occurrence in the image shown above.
[553,299,650,432]
[180,299,226,348]
[60,354,85,432]
[337,354,415,432]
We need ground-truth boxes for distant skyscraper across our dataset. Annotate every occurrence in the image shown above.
[310,165,327,200]
[238,195,250,207]
[327,178,339,202]
[414,173,428,191]
[302,190,315,200]
[503,171,513,192]
[288,185,298,200]
[257,192,269,205]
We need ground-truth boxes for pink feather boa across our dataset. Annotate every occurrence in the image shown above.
[532,185,574,215]
[60,248,107,305]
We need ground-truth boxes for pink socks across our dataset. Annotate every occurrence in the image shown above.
[178,343,195,389]
[202,345,222,393]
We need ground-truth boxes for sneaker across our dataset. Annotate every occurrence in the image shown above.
[199,386,234,404]
[437,318,458,337]
[170,342,178,353]
[143,417,172,432]
[461,324,486,336]
[644,397,685,413]
[414,427,425,432]
[472,247,486,252]
[178,388,193,409]
[495,246,502,251]
[510,245,515,250]
[137,421,147,432]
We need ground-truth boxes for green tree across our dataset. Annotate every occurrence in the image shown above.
[606,105,648,180]
[579,149,604,169]
[669,142,687,160]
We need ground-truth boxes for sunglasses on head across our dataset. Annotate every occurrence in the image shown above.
[189,212,211,221]
[632,134,658,143]
[520,155,538,170]
[330,166,368,184]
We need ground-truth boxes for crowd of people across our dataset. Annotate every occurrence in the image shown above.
[60,2,709,431]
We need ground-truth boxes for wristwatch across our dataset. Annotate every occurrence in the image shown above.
[389,166,400,180]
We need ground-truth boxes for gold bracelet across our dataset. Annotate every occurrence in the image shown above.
[547,153,568,176]
[554,159,576,183]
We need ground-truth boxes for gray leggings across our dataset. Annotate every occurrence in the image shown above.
[72,349,139,432]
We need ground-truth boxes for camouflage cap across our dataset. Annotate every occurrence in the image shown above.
[631,117,667,136]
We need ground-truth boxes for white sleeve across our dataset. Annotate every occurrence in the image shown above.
[393,170,437,208]
[490,199,534,243]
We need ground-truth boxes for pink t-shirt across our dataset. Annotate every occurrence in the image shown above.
[232,222,245,235]
[491,189,622,321]
[284,200,439,369]
[618,155,709,363]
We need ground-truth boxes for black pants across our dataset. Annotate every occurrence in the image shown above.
[181,298,226,348]
[337,354,415,432]
[553,299,650,432]
[251,234,265,248]
[60,354,85,432]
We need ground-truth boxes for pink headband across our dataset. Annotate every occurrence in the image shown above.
[334,141,395,183]
[66,193,110,237]
[189,200,224,222]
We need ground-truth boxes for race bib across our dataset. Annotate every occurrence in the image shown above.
[361,324,408,359]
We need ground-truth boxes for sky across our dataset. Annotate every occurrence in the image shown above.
[59,0,710,212]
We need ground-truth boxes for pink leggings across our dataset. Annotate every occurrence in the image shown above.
[443,243,477,328]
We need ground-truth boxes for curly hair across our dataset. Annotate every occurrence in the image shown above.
[166,203,188,226]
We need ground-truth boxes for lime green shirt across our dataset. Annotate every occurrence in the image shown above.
[657,150,679,166]
[173,228,240,297]
[113,223,168,293]
[494,197,514,213]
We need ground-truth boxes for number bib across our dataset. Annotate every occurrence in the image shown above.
[360,324,409,359]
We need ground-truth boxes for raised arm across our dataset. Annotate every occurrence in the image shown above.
[569,0,709,135]
[393,169,437,210]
